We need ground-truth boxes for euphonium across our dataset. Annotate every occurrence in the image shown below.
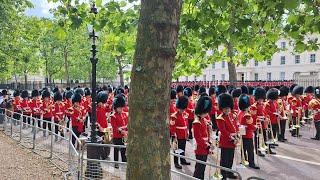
[103,127,112,144]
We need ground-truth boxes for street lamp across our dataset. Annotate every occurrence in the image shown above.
[85,2,103,179]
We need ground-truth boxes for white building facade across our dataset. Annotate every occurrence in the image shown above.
[179,38,320,82]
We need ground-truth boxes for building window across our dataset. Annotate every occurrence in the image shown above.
[254,61,258,67]
[203,75,206,81]
[281,42,286,49]
[267,60,271,66]
[310,54,316,63]
[295,55,300,64]
[212,63,215,69]
[267,73,271,81]
[254,73,259,81]
[280,72,285,80]
[221,74,225,81]
[212,75,215,81]
[280,56,285,65]
[222,61,226,68]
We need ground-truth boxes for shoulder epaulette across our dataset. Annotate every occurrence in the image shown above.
[170,112,178,119]
[216,114,224,121]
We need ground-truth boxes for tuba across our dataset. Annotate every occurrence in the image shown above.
[102,127,112,144]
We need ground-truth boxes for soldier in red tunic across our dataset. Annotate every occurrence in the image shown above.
[264,88,279,149]
[53,92,65,141]
[231,88,242,117]
[289,86,304,137]
[239,94,260,169]
[30,89,42,129]
[20,90,32,128]
[193,95,212,179]
[309,87,320,140]
[278,86,289,142]
[248,86,255,105]
[70,93,85,146]
[83,88,92,128]
[64,90,73,130]
[171,95,190,169]
[216,93,239,179]
[110,94,128,169]
[169,89,177,139]
[12,90,22,125]
[176,85,184,98]
[209,86,218,130]
[41,90,54,137]
[184,87,195,140]
[303,86,314,120]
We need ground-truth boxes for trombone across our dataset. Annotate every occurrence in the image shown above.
[265,116,276,149]
[239,125,249,166]
[256,116,267,152]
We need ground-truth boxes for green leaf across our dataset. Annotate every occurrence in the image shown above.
[96,0,102,7]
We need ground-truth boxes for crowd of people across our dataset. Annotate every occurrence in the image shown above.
[0,83,319,179]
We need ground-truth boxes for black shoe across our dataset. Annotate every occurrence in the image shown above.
[258,152,265,157]
[227,173,238,179]
[269,150,276,155]
[175,163,182,169]
[279,139,285,142]
[188,136,193,140]
[311,137,320,140]
[249,164,260,169]
[114,164,119,169]
[270,145,276,149]
[274,143,279,146]
[181,161,191,165]
[283,138,288,141]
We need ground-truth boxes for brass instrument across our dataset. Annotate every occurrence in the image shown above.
[102,127,113,144]
[256,116,267,152]
[265,116,276,146]
[211,133,223,180]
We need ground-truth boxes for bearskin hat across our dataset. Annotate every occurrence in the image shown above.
[279,86,289,97]
[254,87,266,100]
[72,93,82,104]
[195,95,212,115]
[97,91,108,103]
[52,87,59,94]
[231,88,242,98]
[184,87,192,97]
[171,89,177,100]
[228,87,235,94]
[199,86,206,94]
[176,95,189,110]
[315,87,320,99]
[209,86,216,96]
[84,88,91,96]
[176,85,184,94]
[292,86,304,96]
[1,89,8,96]
[218,93,234,110]
[264,86,270,92]
[238,94,251,111]
[21,90,29,99]
[42,90,51,99]
[74,88,84,96]
[66,87,71,91]
[274,86,280,90]
[65,91,73,99]
[13,90,20,97]
[216,85,227,96]
[290,84,297,93]
[107,87,113,94]
[194,84,200,92]
[248,86,254,95]
[113,94,126,109]
[200,92,209,97]
[115,87,125,95]
[54,92,63,102]
[304,86,314,94]
[31,89,39,98]
[240,85,249,95]
[267,88,279,100]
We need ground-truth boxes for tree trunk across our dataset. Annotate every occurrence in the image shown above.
[116,58,124,87]
[64,46,70,86]
[24,70,28,90]
[14,73,18,89]
[127,0,183,179]
[227,43,237,86]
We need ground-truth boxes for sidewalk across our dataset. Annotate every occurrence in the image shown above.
[0,132,62,180]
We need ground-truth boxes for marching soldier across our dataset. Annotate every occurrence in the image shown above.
[209,86,218,131]
[20,90,32,128]
[176,85,184,98]
[278,86,289,142]
[171,95,190,169]
[110,94,128,169]
[216,93,239,180]
[184,87,195,140]
[170,89,177,138]
[303,86,314,120]
[193,95,212,179]
[41,90,53,137]
[30,89,42,129]
[64,90,73,130]
[309,87,320,140]
[264,88,279,148]
[231,88,242,116]
[241,85,249,95]
[248,86,255,105]
[83,88,92,128]
[70,93,85,146]
[53,92,65,141]
[239,94,260,169]
[290,86,304,137]
[12,90,22,125]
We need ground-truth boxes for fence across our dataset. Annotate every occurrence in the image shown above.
[0,108,242,180]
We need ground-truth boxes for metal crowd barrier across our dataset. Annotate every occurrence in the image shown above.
[0,108,242,180]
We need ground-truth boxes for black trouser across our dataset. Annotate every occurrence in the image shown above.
[72,126,81,146]
[188,119,194,139]
[314,121,320,139]
[66,116,71,129]
[32,115,41,128]
[279,120,286,141]
[85,112,91,128]
[174,139,187,164]
[193,155,208,180]
[254,130,259,154]
[271,123,279,140]
[98,132,110,159]
[113,138,127,162]
[23,115,31,125]
[13,112,21,125]
[291,117,299,136]
[305,109,309,118]
[210,114,217,131]
[54,120,64,137]
[43,117,52,131]
[263,129,271,152]
[242,138,255,166]
[220,148,235,179]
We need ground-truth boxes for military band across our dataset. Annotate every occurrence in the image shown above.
[2,82,319,178]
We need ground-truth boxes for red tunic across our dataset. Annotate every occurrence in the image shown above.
[289,97,302,118]
[303,94,313,110]
[41,100,53,119]
[309,99,320,121]
[264,100,277,125]
[110,112,128,138]
[171,111,188,140]
[97,105,108,128]
[71,106,85,132]
[12,97,22,112]
[53,102,65,122]
[193,117,210,155]
[209,96,217,116]
[216,113,239,149]
[64,99,73,117]
[29,99,42,116]
[239,111,255,139]
[169,100,176,136]
[20,99,32,115]
[83,96,92,113]
[186,99,195,120]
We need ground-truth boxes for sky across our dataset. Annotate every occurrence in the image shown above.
[25,0,57,18]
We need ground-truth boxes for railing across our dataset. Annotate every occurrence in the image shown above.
[0,108,242,180]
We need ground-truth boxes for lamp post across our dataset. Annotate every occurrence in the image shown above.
[85,2,102,179]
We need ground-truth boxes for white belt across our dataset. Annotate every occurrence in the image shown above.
[176,126,187,130]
